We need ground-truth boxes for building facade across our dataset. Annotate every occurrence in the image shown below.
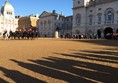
[38,10,73,37]
[64,16,73,35]
[73,0,118,38]
[18,14,39,30]
[0,1,18,37]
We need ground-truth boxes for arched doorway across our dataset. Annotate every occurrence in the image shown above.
[97,29,101,38]
[116,29,118,33]
[104,27,113,38]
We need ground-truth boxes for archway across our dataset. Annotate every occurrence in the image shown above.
[97,29,101,38]
[104,27,113,38]
[116,29,118,33]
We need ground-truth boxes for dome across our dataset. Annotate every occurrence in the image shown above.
[1,1,14,14]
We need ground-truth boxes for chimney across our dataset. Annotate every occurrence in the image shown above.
[52,10,56,14]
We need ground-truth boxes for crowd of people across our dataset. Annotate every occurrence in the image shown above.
[105,33,118,40]
[60,33,118,40]
[3,29,39,40]
[2,29,118,40]
[60,33,97,39]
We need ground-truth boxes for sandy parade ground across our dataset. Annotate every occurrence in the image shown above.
[0,38,118,83]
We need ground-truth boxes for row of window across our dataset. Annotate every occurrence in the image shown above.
[90,8,102,13]
[7,12,12,15]
[24,24,31,28]
[4,20,14,22]
[40,20,51,25]
[76,8,115,25]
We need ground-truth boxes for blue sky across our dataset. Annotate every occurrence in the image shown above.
[0,0,73,16]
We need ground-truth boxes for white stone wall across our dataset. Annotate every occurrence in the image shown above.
[73,0,91,8]
[38,13,69,37]
[0,1,18,37]
[0,16,18,33]
[64,17,73,35]
[73,7,87,34]
[73,0,118,37]
[38,16,55,37]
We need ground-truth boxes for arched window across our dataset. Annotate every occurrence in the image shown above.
[105,8,114,23]
[108,11,112,21]
[76,14,81,25]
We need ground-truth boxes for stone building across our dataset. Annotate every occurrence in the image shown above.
[73,0,118,38]
[38,10,73,37]
[0,1,18,37]
[18,14,39,30]
[63,16,73,35]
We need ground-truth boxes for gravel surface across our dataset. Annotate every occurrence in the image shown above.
[0,39,118,83]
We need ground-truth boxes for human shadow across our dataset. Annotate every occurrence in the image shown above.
[69,48,118,63]
[42,56,118,83]
[80,50,118,57]
[55,52,118,64]
[10,55,118,83]
[0,78,8,83]
[0,66,45,83]
[105,48,118,51]
[10,59,91,83]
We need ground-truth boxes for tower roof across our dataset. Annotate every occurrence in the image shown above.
[1,1,14,14]
[4,1,12,6]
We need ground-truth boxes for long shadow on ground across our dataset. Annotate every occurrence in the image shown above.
[10,48,118,83]
[9,45,118,83]
[10,59,90,83]
[67,39,118,47]
[0,67,45,83]
[0,78,8,83]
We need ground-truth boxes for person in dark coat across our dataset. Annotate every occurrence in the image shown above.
[8,30,13,39]
[35,30,39,38]
[18,29,22,39]
[3,30,7,39]
[14,29,19,39]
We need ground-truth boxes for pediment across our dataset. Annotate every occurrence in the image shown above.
[40,11,51,17]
